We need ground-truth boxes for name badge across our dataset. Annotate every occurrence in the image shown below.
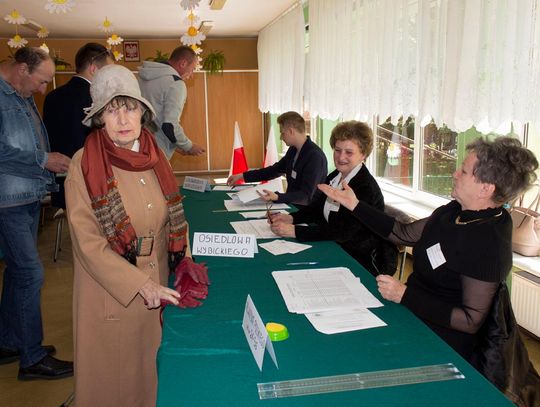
[426,243,446,270]
[291,170,297,179]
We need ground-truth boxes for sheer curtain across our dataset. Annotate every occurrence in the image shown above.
[258,3,305,114]
[306,0,540,133]
[307,0,418,122]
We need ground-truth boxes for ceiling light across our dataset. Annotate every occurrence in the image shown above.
[198,20,214,35]
[209,0,227,10]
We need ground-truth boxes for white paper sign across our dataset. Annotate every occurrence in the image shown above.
[242,295,278,371]
[183,176,210,192]
[192,232,256,258]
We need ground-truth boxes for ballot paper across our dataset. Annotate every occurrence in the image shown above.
[212,185,234,191]
[230,220,278,239]
[233,178,284,203]
[259,240,312,255]
[272,267,383,314]
[239,210,288,219]
[224,200,290,212]
[305,308,386,334]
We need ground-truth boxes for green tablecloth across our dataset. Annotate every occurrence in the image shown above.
[157,189,511,406]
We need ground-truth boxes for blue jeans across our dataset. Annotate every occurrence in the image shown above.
[0,201,47,367]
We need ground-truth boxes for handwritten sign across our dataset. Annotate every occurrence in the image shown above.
[242,295,278,371]
[183,176,210,193]
[192,232,256,258]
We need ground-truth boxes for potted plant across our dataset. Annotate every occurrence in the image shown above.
[146,50,170,63]
[202,50,225,74]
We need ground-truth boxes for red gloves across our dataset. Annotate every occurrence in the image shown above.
[164,257,210,309]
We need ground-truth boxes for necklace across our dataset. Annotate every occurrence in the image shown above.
[455,210,503,225]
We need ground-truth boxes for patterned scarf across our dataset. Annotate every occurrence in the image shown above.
[81,127,187,271]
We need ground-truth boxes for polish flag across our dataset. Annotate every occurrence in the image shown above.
[263,125,278,168]
[229,122,249,183]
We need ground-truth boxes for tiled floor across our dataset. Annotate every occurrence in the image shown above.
[0,206,539,406]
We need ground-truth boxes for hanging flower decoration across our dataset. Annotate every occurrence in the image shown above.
[191,44,202,55]
[37,26,50,39]
[4,9,26,25]
[183,12,200,26]
[98,17,114,33]
[8,34,28,49]
[107,34,124,46]
[112,50,124,62]
[180,0,201,10]
[45,0,76,14]
[40,43,50,54]
[181,26,205,46]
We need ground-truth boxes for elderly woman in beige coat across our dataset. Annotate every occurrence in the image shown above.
[65,65,206,406]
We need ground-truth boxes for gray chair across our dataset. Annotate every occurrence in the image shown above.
[383,204,414,280]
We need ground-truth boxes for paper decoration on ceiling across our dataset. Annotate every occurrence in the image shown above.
[37,26,50,54]
[180,0,202,10]
[4,10,28,49]
[107,33,124,61]
[179,5,205,69]
[98,17,114,33]
[45,0,76,14]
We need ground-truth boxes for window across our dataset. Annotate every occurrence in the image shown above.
[375,116,415,189]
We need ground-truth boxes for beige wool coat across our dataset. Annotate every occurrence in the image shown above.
[65,149,171,407]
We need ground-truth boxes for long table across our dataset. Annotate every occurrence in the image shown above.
[157,189,512,406]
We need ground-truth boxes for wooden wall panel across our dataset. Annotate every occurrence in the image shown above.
[170,72,208,171]
[206,72,263,171]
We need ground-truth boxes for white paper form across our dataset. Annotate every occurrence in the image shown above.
[230,219,279,239]
[305,308,386,334]
[272,267,383,314]
[224,200,290,212]
[213,185,234,191]
[259,240,312,255]
[233,178,284,203]
[240,210,288,219]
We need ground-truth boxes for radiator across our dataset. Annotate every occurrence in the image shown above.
[511,271,540,337]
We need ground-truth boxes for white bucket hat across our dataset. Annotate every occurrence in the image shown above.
[82,64,156,126]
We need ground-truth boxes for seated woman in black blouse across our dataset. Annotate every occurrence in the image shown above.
[269,121,397,276]
[318,137,538,362]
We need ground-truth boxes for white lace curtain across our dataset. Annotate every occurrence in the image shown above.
[303,0,540,133]
[257,3,305,114]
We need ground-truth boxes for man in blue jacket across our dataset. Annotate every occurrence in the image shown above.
[0,47,73,380]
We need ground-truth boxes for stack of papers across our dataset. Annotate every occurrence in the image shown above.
[230,219,278,239]
[272,267,386,334]
[259,240,312,255]
[232,178,284,203]
[239,210,288,219]
[224,200,289,212]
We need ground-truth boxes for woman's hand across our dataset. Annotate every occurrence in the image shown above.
[270,222,295,238]
[317,182,359,211]
[376,275,406,303]
[268,213,293,224]
[257,189,278,202]
[138,279,181,309]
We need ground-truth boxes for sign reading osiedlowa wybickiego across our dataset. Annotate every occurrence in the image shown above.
[192,232,257,258]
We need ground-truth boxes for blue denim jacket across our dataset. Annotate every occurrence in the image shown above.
[0,76,56,208]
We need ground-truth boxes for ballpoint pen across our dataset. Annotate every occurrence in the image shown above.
[286,262,319,266]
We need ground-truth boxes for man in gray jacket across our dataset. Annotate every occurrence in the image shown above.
[138,46,205,159]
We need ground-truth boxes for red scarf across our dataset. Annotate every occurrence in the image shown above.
[81,127,187,269]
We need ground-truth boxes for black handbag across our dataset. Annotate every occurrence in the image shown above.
[471,283,540,407]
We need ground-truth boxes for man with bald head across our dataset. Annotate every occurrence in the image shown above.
[0,47,73,380]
